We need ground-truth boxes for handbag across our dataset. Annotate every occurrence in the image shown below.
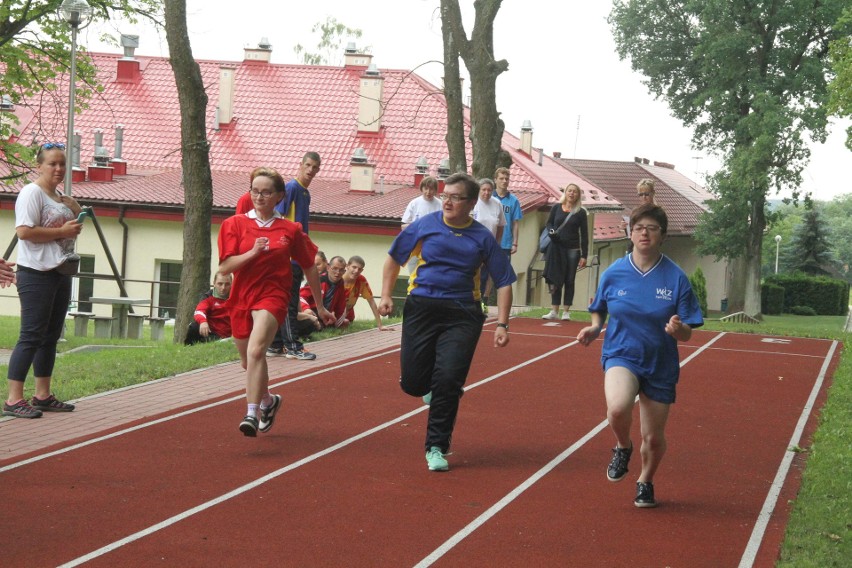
[55,254,80,276]
[539,209,574,253]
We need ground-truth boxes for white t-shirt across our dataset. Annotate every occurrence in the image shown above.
[15,182,77,271]
[472,196,506,237]
[401,195,441,225]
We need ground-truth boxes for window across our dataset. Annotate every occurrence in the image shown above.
[157,261,182,318]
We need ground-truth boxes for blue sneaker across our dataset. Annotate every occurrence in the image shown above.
[426,446,448,471]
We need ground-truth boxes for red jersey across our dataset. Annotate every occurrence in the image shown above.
[343,274,373,321]
[300,275,347,319]
[194,294,232,338]
[235,191,253,215]
[218,213,318,315]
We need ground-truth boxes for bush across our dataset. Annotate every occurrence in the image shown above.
[689,267,708,317]
[764,273,849,316]
[762,282,785,315]
[789,305,818,316]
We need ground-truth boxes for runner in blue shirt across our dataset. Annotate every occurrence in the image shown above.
[379,173,516,472]
[578,204,703,508]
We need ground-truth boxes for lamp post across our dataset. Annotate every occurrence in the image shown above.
[774,235,782,274]
[59,0,93,197]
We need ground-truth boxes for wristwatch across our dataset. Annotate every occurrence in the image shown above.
[496,323,509,330]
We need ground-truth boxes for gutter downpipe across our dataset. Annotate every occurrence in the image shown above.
[118,205,129,277]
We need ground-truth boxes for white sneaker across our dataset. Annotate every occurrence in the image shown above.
[542,310,558,320]
[561,311,571,321]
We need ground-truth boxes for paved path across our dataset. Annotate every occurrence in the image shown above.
[0,327,404,462]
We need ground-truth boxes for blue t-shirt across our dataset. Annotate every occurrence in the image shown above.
[494,191,522,250]
[276,179,311,233]
[389,211,517,301]
[588,254,703,382]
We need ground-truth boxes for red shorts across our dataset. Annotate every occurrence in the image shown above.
[229,299,288,340]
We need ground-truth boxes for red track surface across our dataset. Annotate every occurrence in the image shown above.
[0,320,839,567]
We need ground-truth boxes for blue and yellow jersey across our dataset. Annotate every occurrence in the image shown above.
[389,211,516,301]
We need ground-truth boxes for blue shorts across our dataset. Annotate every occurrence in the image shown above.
[604,357,676,404]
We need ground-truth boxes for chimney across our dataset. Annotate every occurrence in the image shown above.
[71,131,85,182]
[244,37,272,63]
[520,120,533,155]
[344,42,373,68]
[217,67,236,127]
[110,124,127,175]
[116,34,141,83]
[357,63,384,133]
[350,148,375,192]
[436,157,450,192]
[653,161,675,169]
[0,94,14,111]
[87,128,114,182]
[414,156,429,187]
[553,151,562,159]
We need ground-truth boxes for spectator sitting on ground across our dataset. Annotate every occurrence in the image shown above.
[300,255,348,327]
[315,250,328,277]
[341,255,385,331]
[185,272,233,345]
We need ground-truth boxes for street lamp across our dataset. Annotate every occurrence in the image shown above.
[774,235,782,274]
[58,0,94,197]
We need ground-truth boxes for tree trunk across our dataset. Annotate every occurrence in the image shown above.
[440,1,467,174]
[163,0,213,343]
[440,0,509,179]
[743,189,767,318]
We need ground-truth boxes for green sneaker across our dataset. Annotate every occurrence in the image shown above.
[422,391,432,405]
[481,301,489,316]
[426,446,449,471]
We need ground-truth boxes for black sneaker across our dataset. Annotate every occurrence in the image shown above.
[31,394,75,412]
[607,443,633,482]
[266,346,285,356]
[239,415,259,437]
[635,481,657,508]
[258,394,282,433]
[3,399,43,419]
[285,349,317,361]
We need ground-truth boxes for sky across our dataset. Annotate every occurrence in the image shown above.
[80,0,850,202]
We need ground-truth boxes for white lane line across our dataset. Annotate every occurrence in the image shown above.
[56,332,594,565]
[738,340,839,568]
[415,331,726,567]
[0,347,401,474]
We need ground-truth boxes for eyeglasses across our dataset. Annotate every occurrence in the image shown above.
[637,192,653,197]
[42,142,66,150]
[328,266,346,273]
[632,224,661,234]
[439,193,470,203]
[250,189,275,198]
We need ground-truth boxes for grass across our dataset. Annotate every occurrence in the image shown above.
[0,315,397,402]
[521,307,851,566]
[2,309,849,565]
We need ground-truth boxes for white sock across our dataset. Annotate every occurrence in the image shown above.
[260,393,273,409]
[247,403,258,417]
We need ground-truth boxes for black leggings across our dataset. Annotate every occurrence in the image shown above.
[8,266,72,381]
[549,249,581,306]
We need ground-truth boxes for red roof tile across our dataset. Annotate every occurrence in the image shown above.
[559,158,707,236]
[3,50,622,239]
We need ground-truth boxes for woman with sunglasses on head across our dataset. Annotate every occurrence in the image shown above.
[218,167,334,437]
[378,173,516,472]
[4,143,83,419]
[541,183,588,321]
[577,204,703,508]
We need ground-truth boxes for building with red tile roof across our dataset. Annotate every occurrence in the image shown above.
[1,39,716,318]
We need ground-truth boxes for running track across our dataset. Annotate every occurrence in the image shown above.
[0,318,840,567]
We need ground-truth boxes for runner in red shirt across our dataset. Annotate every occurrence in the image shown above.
[219,167,333,437]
